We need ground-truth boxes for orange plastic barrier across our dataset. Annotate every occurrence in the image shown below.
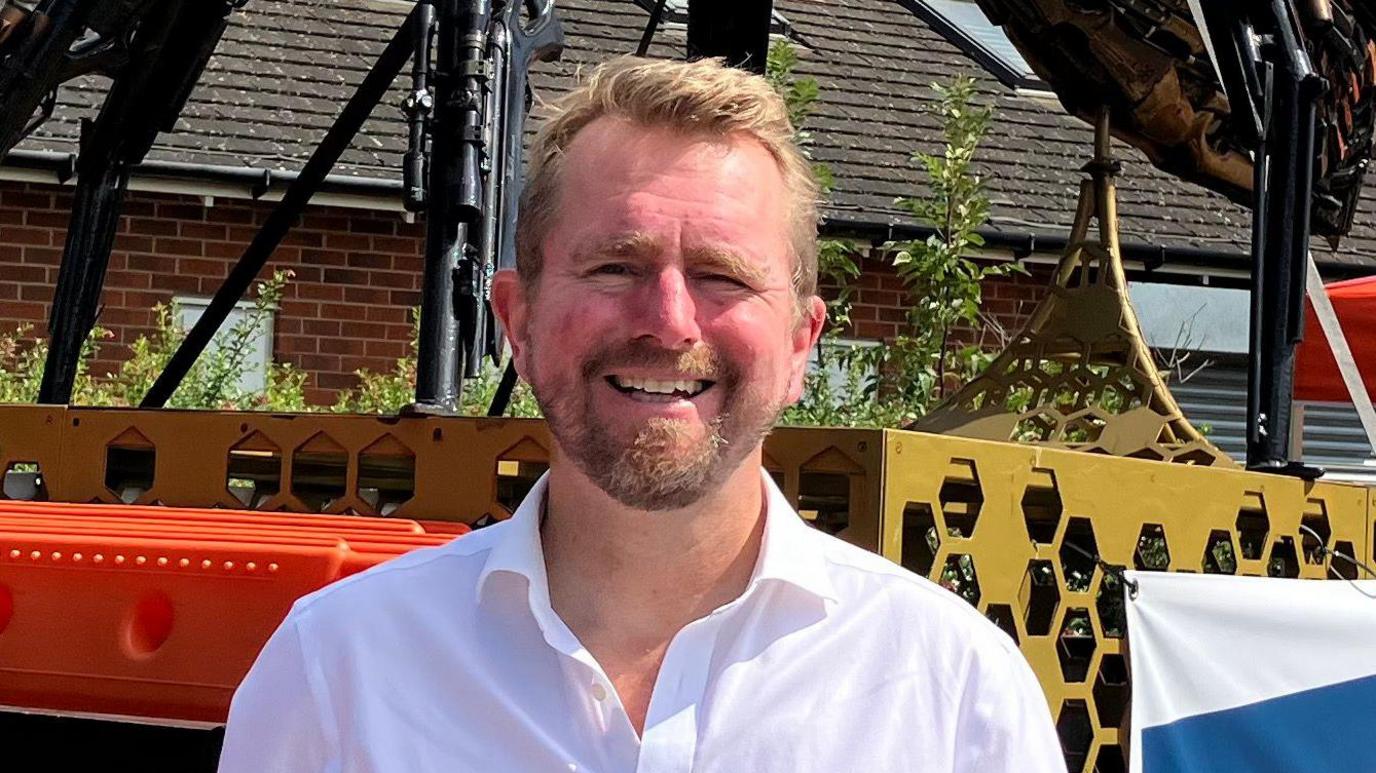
[0,499,432,533]
[0,501,468,724]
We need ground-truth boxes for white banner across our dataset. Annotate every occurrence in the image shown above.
[1126,571,1376,773]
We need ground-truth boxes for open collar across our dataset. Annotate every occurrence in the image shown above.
[475,468,839,615]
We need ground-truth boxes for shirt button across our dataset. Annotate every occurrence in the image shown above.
[590,683,608,702]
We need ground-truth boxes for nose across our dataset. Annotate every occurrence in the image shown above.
[633,267,701,349]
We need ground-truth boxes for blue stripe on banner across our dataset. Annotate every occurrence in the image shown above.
[1140,673,1376,773]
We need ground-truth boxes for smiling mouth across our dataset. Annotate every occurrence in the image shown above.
[606,375,714,401]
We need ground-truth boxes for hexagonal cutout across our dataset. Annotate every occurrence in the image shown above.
[105,428,156,504]
[1060,517,1098,593]
[900,501,939,578]
[357,434,415,515]
[985,603,1019,645]
[226,431,281,509]
[1267,536,1299,578]
[1012,410,1059,443]
[1332,540,1359,581]
[1235,492,1269,561]
[938,459,982,538]
[1202,529,1237,574]
[1091,744,1127,773]
[1021,468,1063,543]
[1300,499,1331,566]
[494,437,550,516]
[1057,608,1095,683]
[1096,573,1126,639]
[939,554,980,607]
[1020,559,1060,636]
[1125,445,1166,461]
[291,432,348,512]
[1133,523,1170,571]
[1057,699,1094,773]
[1062,413,1107,444]
[1093,652,1129,731]
[798,447,864,536]
[2,461,47,501]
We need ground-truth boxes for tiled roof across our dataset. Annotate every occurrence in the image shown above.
[10,0,1376,270]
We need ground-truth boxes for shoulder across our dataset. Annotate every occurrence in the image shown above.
[809,527,1025,663]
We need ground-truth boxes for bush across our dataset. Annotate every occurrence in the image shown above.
[0,270,308,410]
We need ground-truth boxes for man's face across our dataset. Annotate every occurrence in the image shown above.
[494,117,824,510]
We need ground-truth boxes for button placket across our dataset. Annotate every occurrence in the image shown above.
[636,611,730,773]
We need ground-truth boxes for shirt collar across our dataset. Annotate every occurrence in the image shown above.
[475,468,838,608]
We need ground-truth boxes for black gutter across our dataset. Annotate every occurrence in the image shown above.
[7,147,1372,278]
[819,212,1376,279]
[2,148,402,198]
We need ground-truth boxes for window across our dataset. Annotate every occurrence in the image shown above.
[900,0,1043,89]
[807,337,882,404]
[173,296,275,393]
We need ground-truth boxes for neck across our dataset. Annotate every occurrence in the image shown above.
[540,448,767,641]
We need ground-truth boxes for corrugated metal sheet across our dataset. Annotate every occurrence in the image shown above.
[1169,356,1375,468]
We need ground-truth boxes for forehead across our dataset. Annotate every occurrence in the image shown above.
[543,117,791,265]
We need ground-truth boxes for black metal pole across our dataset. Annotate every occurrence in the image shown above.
[412,0,491,411]
[140,8,419,407]
[686,0,772,73]
[37,159,129,403]
[1245,0,1324,477]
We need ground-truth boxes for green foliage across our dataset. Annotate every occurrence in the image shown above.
[766,40,860,328]
[332,310,541,418]
[784,74,1016,428]
[0,270,307,410]
[0,322,114,405]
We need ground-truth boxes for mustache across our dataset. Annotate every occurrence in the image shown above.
[581,341,727,382]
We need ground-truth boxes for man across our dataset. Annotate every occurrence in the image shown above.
[218,56,1065,772]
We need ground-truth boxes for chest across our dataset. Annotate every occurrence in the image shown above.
[328,620,957,773]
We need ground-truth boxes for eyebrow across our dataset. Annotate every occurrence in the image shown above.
[685,245,770,287]
[570,232,662,266]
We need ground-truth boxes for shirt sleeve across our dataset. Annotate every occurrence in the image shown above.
[218,614,337,773]
[952,641,1069,773]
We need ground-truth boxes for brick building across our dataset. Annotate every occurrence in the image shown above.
[3,0,1375,460]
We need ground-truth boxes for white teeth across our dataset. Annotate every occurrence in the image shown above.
[612,376,706,395]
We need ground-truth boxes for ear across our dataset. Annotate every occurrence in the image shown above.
[490,269,532,377]
[785,295,827,404]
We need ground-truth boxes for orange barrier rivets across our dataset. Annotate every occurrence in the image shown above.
[28,551,39,561]
[179,558,190,568]
[8,550,18,559]
[93,553,104,564]
[50,552,61,561]
[267,562,279,573]
[134,556,146,566]
[73,553,83,562]
[114,555,125,565]
[200,559,211,569]
[223,561,234,571]
[156,557,168,567]
[246,561,257,572]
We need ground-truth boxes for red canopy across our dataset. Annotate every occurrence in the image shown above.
[1295,275,1376,402]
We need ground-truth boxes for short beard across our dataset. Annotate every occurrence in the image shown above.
[528,339,781,511]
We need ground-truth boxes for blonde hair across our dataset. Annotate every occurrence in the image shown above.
[516,56,819,301]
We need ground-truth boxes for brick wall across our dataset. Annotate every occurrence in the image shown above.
[829,252,1051,344]
[1,181,422,405]
[1,179,1052,405]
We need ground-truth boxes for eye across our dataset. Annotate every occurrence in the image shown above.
[698,272,751,288]
[590,263,633,277]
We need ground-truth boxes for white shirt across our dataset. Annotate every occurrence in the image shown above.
[219,471,1065,773]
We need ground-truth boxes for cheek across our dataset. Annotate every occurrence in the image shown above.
[708,309,796,389]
